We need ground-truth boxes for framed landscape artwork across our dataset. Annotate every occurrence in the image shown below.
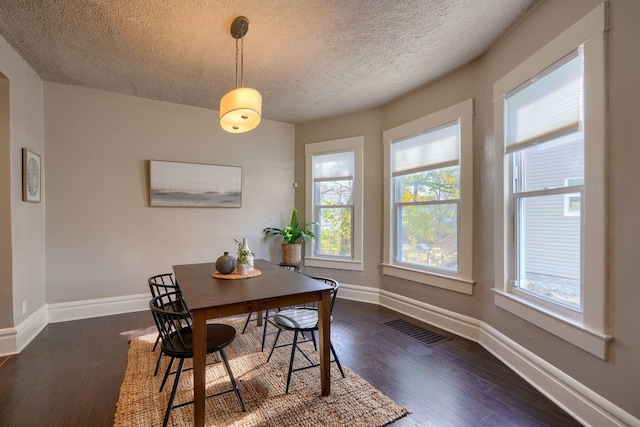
[149,160,241,207]
[22,148,41,203]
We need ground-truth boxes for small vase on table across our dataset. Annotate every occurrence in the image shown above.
[236,263,248,276]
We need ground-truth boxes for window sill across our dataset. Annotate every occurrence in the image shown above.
[492,289,613,360]
[382,264,474,295]
[304,257,363,271]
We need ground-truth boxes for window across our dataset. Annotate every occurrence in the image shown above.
[393,123,460,272]
[313,150,354,257]
[305,136,363,271]
[383,99,474,294]
[493,3,611,359]
[509,50,584,312]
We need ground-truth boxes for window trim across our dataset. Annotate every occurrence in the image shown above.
[382,99,474,294]
[304,136,364,271]
[493,3,611,359]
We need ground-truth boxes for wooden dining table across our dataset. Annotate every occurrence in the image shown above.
[173,259,333,427]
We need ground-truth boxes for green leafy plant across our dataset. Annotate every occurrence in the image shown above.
[263,208,316,244]
[234,239,255,264]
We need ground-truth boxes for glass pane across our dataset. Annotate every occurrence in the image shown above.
[397,204,457,271]
[515,132,584,193]
[317,207,352,257]
[315,180,353,205]
[395,166,459,203]
[515,194,581,309]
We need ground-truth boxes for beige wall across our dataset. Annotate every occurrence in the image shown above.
[0,36,46,329]
[0,75,11,328]
[295,109,382,287]
[43,83,295,302]
[296,0,640,417]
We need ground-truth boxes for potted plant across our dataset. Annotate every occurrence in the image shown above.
[263,208,316,265]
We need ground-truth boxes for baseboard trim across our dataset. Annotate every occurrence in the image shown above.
[336,283,380,305]
[479,324,637,427]
[0,327,17,356]
[0,304,48,356]
[338,283,638,427]
[48,293,149,323]
[378,288,481,342]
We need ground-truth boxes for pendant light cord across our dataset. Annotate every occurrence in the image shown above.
[235,29,245,89]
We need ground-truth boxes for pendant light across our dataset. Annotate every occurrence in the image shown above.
[220,16,262,133]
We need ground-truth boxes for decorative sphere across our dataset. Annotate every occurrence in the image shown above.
[215,252,236,274]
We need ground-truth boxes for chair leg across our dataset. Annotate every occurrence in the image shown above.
[285,331,300,394]
[310,330,317,351]
[152,333,161,352]
[331,342,346,378]
[154,351,163,376]
[260,309,270,352]
[241,312,253,334]
[159,357,175,392]
[219,349,246,412]
[163,358,184,427]
[266,329,282,363]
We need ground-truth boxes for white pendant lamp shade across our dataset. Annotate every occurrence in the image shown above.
[220,87,262,133]
[220,16,262,134]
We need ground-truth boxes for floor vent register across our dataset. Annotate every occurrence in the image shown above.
[382,319,452,347]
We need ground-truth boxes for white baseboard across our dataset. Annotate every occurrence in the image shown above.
[48,293,149,323]
[338,283,639,427]
[336,283,380,304]
[0,304,48,356]
[0,327,17,356]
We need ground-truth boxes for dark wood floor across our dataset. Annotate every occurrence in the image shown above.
[0,298,582,426]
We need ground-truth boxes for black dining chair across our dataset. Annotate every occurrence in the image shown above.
[148,273,185,375]
[149,292,245,427]
[266,276,345,394]
[241,264,301,351]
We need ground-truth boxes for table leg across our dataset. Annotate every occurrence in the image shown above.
[192,312,207,427]
[318,289,331,396]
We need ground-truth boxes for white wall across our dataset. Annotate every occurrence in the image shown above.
[0,35,46,329]
[43,83,295,302]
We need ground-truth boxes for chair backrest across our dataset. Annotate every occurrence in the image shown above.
[148,273,179,298]
[310,276,340,315]
[149,292,192,354]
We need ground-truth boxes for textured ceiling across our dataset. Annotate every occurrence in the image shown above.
[0,0,538,124]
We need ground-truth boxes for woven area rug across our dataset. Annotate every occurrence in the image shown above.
[114,317,409,426]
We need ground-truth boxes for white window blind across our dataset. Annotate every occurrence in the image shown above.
[391,121,459,176]
[313,150,354,180]
[505,49,583,153]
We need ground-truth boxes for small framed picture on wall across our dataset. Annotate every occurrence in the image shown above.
[22,148,41,203]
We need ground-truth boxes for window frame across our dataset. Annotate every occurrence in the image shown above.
[304,136,364,271]
[382,99,474,294]
[493,3,611,359]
